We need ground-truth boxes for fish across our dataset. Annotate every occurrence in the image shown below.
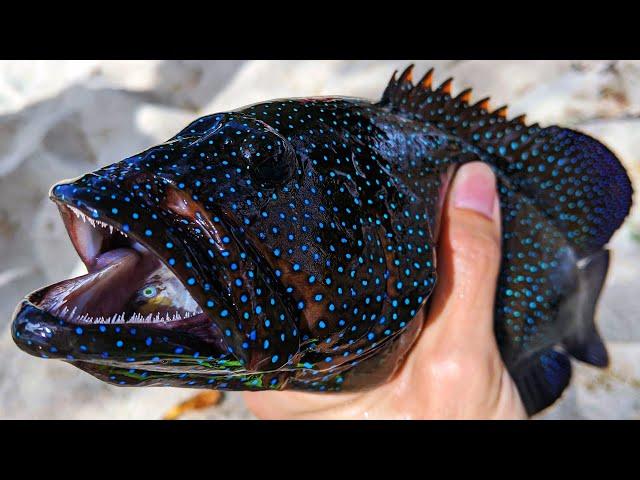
[11,65,633,415]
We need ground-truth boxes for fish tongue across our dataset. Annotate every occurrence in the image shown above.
[65,248,146,320]
[44,248,160,322]
[93,247,141,271]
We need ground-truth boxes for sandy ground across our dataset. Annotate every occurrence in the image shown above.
[1,60,639,419]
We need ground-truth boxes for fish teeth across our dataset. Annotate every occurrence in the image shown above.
[68,205,128,238]
[50,302,203,326]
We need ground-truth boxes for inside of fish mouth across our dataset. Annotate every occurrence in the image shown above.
[30,203,211,331]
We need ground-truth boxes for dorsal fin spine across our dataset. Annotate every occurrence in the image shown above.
[398,64,414,84]
[493,105,508,118]
[438,78,453,94]
[456,88,472,104]
[419,68,434,89]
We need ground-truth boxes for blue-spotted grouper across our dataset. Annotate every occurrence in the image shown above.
[11,66,633,415]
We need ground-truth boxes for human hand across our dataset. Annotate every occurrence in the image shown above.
[243,162,527,419]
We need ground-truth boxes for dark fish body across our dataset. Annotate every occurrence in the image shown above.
[11,67,633,414]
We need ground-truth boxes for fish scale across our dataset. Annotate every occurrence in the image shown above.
[11,66,633,414]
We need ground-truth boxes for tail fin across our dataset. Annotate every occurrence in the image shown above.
[511,349,572,416]
[561,249,610,367]
[510,249,611,415]
[379,65,633,257]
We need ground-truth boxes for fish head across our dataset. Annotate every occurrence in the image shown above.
[12,112,311,388]
[12,100,440,391]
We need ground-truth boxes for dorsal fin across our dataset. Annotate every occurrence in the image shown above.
[378,66,633,257]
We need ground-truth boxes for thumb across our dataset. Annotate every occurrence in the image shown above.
[424,161,502,343]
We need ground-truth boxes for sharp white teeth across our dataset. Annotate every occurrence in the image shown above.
[67,205,128,238]
[52,306,205,325]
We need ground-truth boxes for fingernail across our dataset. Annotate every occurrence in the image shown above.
[451,162,497,220]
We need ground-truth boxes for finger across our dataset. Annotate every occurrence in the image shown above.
[424,161,502,343]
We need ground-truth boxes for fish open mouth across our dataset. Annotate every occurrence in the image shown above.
[12,198,230,368]
[42,204,206,327]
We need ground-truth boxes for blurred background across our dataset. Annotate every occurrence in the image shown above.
[0,60,639,419]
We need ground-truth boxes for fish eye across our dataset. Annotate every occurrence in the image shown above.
[142,286,157,298]
[240,125,298,187]
[252,151,296,186]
